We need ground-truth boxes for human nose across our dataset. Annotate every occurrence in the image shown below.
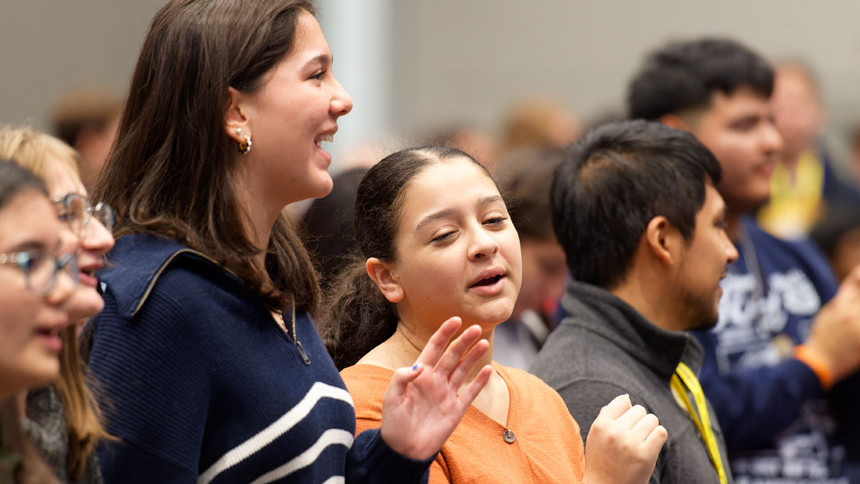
[81,218,115,255]
[724,233,739,264]
[330,75,353,117]
[468,226,499,261]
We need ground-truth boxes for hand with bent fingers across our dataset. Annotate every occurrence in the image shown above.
[380,316,492,460]
[583,394,667,484]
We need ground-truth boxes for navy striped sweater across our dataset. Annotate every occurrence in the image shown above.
[88,234,431,483]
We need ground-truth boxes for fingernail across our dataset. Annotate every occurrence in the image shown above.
[412,364,419,371]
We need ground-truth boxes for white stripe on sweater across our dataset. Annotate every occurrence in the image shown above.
[321,477,345,484]
[197,382,354,484]
[250,429,353,484]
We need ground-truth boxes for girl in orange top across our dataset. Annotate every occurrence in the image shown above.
[321,146,667,484]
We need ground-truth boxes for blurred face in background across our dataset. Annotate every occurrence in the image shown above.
[691,87,783,214]
[513,237,566,320]
[45,159,114,323]
[0,189,75,399]
[771,65,824,160]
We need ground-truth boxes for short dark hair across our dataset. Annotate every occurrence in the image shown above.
[551,120,721,289]
[628,37,774,120]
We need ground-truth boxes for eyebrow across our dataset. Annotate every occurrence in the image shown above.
[416,209,455,232]
[478,194,504,207]
[729,114,760,126]
[303,53,331,70]
[414,194,504,232]
[8,240,46,253]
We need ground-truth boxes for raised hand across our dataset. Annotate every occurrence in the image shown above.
[803,266,860,384]
[583,394,667,484]
[379,316,492,460]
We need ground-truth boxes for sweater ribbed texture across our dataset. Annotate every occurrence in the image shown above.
[88,234,431,484]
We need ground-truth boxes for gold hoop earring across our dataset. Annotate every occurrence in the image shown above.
[236,128,252,154]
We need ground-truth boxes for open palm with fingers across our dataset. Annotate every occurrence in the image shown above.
[379,317,492,460]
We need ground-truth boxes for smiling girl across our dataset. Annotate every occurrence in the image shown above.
[86,1,491,483]
[323,146,667,484]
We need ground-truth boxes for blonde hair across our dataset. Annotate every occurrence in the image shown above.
[0,125,111,479]
[0,126,81,186]
[500,97,580,152]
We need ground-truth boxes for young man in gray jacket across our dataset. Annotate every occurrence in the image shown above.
[532,120,737,484]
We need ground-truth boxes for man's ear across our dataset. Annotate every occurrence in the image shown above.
[658,113,691,132]
[225,86,251,143]
[644,215,681,266]
[366,257,404,303]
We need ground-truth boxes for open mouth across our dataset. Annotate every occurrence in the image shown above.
[314,133,333,147]
[78,266,101,287]
[470,274,503,288]
[36,326,64,352]
[36,327,57,337]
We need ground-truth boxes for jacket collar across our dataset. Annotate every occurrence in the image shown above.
[562,280,703,381]
[98,234,223,319]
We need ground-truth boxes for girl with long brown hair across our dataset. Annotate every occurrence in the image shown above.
[87,1,490,483]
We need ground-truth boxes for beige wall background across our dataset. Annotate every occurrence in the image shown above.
[3,0,860,169]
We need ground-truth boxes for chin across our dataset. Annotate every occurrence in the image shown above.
[691,309,720,331]
[305,178,334,201]
[317,173,334,195]
[23,360,61,390]
[479,304,516,327]
[68,294,106,322]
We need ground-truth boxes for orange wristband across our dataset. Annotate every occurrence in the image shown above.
[794,344,834,390]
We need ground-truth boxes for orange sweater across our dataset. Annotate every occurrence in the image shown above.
[341,363,586,484]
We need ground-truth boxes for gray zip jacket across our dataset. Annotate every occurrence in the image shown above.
[531,280,733,484]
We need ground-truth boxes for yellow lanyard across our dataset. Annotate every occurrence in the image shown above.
[670,362,728,484]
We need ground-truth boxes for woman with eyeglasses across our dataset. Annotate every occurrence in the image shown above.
[0,159,78,484]
[85,1,489,483]
[0,126,115,484]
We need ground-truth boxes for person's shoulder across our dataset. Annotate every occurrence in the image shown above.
[99,233,249,321]
[744,218,837,293]
[745,218,826,261]
[497,364,553,391]
[341,364,391,422]
[498,364,577,410]
[531,317,604,378]
[341,365,392,399]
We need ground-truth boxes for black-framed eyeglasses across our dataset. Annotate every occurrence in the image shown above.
[53,193,115,238]
[0,250,78,296]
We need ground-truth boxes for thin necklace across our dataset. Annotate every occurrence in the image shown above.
[396,325,424,357]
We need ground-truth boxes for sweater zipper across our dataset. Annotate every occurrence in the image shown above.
[288,298,311,366]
